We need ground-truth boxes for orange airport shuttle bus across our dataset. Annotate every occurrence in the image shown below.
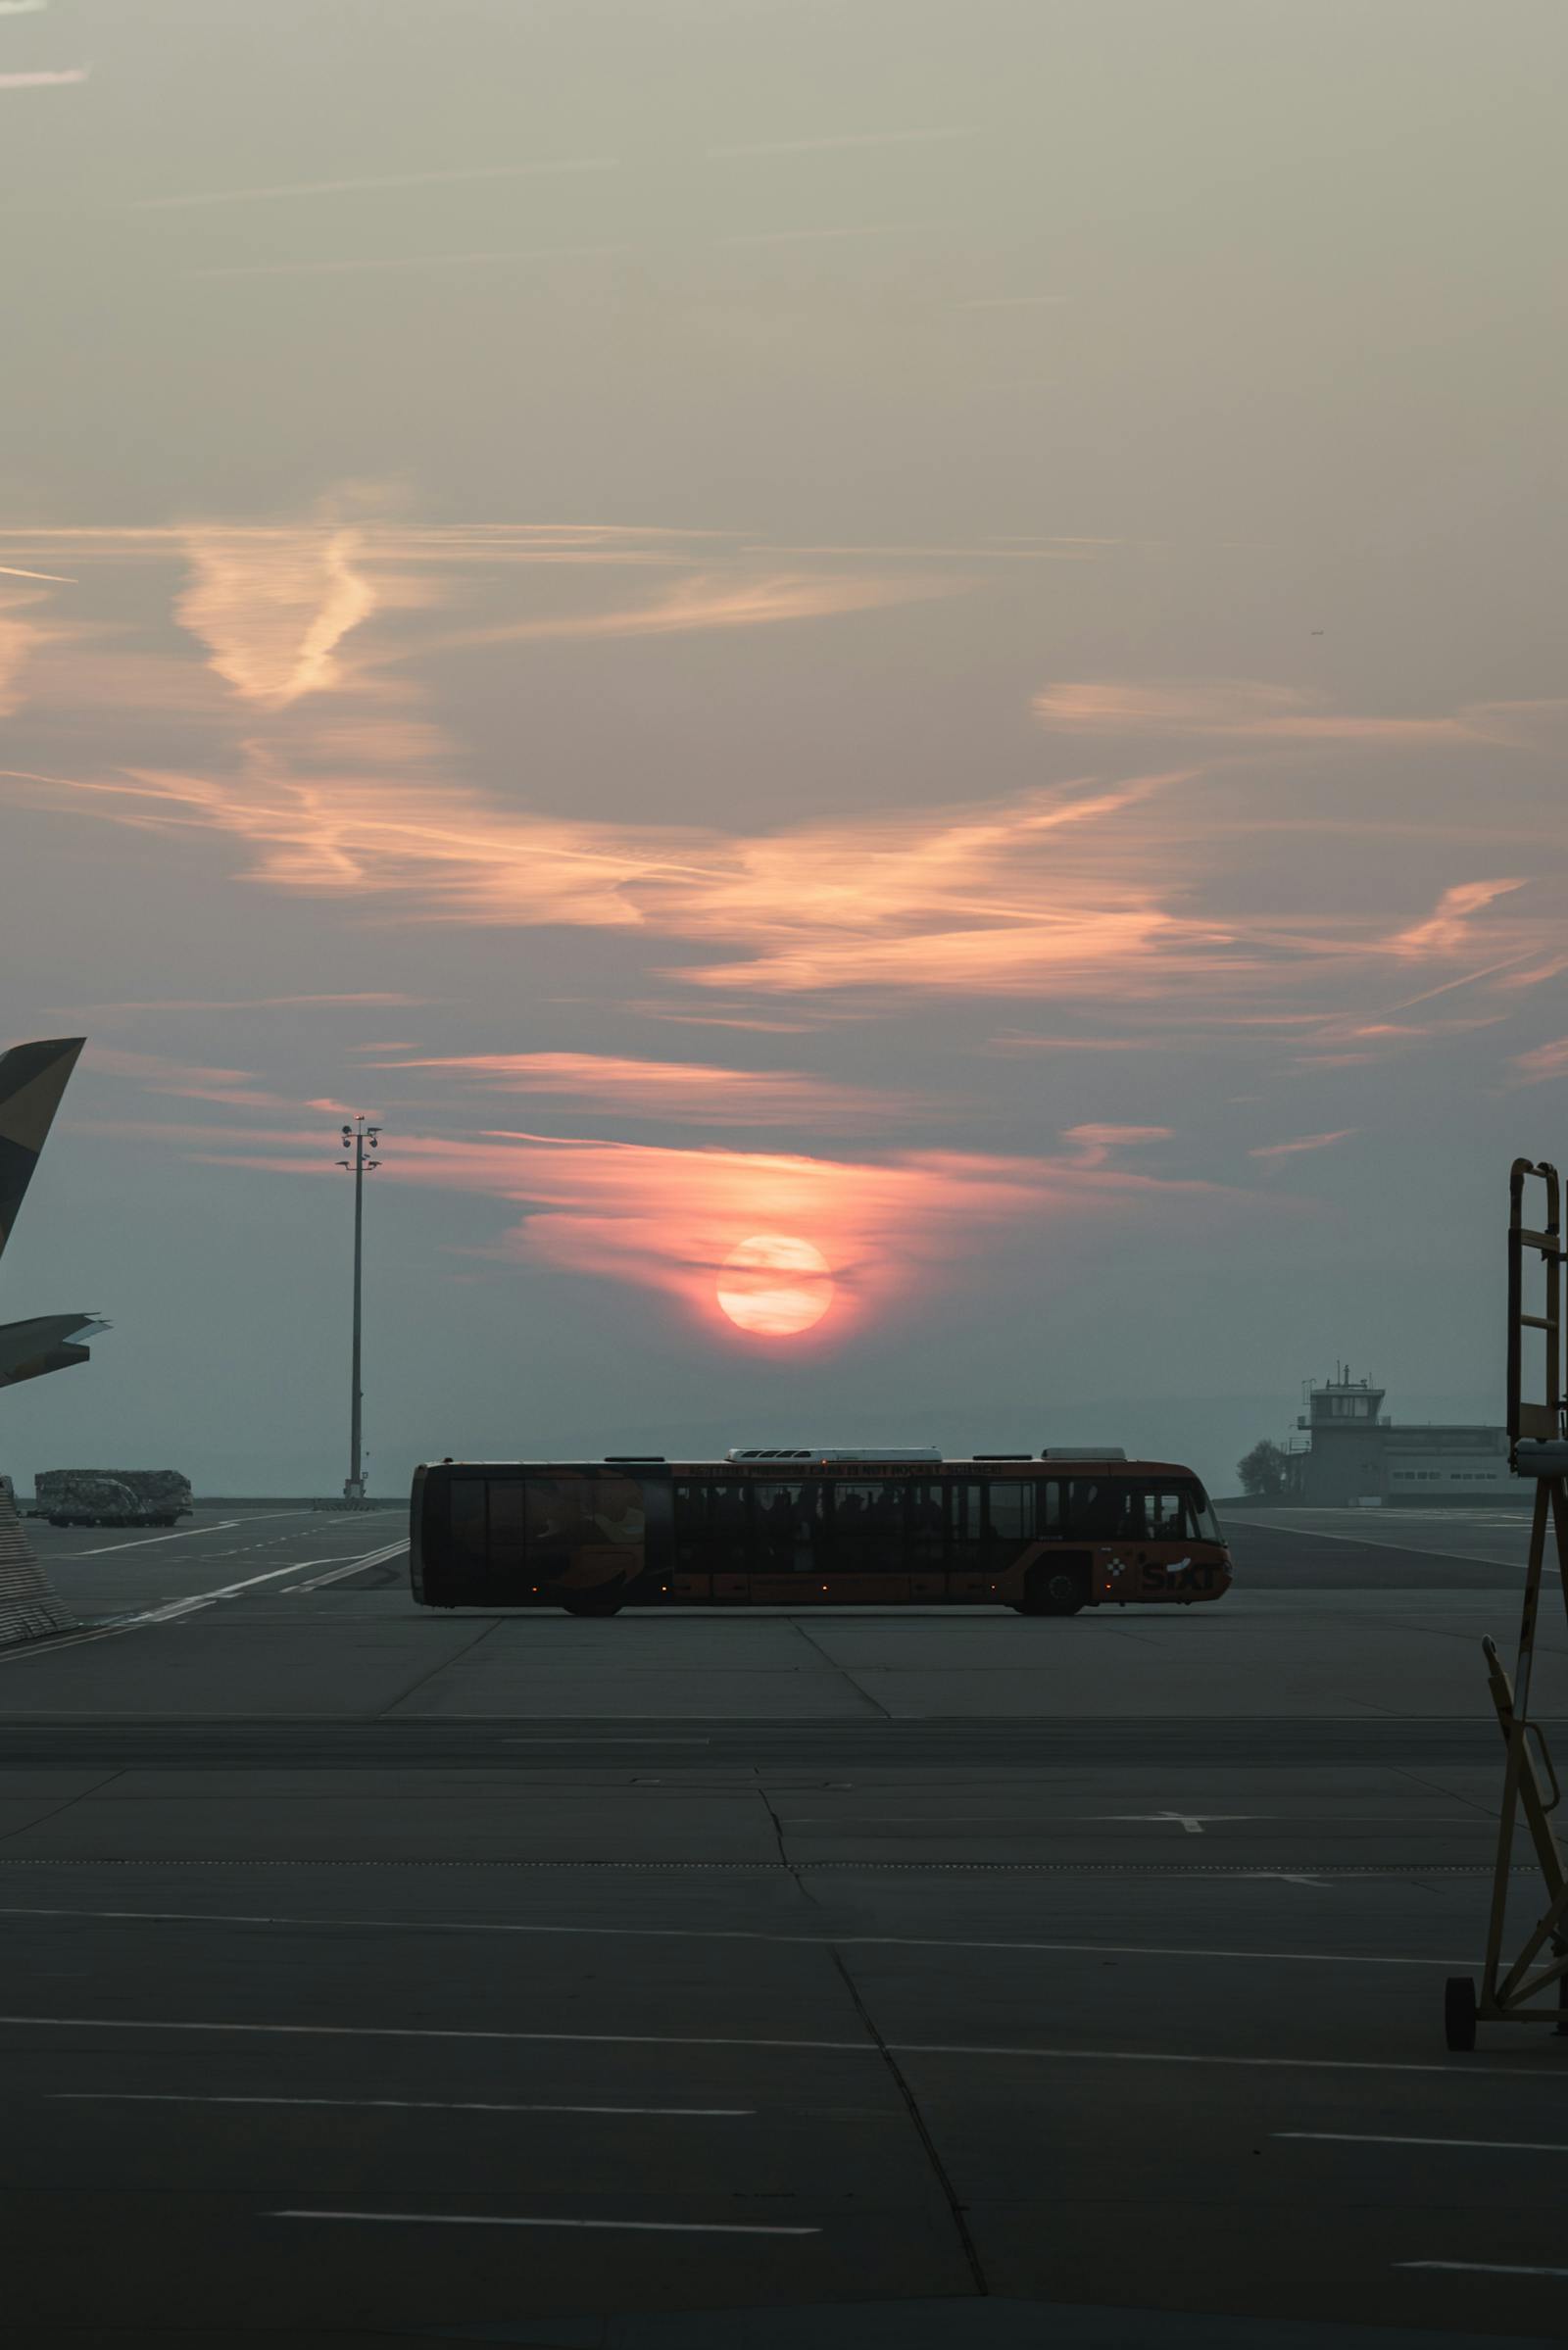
[411,1447,1231,1616]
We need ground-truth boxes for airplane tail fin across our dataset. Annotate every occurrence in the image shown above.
[0,1037,85,1267]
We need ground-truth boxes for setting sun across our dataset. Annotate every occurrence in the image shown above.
[715,1233,835,1338]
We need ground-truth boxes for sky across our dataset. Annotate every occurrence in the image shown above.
[1,0,1564,1494]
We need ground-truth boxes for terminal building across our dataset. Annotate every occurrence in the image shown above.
[1287,1368,1511,1506]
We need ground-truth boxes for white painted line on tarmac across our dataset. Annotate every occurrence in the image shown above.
[1396,2262,1568,2278]
[285,1542,407,1592]
[780,1812,1482,1827]
[1282,2131,1568,2154]
[1240,1517,1535,1572]
[53,2093,754,2117]
[1102,1811,1257,1835]
[55,1508,308,1557]
[61,1521,241,1556]
[0,1541,415,1661]
[1,2013,1558,2078]
[0,1906,1488,1969]
[276,2210,818,2236]
[897,2042,1566,2079]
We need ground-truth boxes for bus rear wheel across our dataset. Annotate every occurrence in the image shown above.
[562,1595,623,1618]
[1017,1563,1088,1617]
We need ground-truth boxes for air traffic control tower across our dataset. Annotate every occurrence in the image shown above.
[1294,1368,1389,1505]
[1291,1364,1510,1505]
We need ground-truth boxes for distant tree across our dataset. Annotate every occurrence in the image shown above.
[1237,1439,1290,1497]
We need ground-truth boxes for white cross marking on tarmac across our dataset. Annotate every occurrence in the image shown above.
[1099,1810,1257,1835]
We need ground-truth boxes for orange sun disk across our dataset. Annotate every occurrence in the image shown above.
[715,1234,835,1337]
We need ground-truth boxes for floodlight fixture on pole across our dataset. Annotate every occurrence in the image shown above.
[335,1114,383,1502]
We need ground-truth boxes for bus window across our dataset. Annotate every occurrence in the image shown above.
[985,1481,1036,1567]
[586,1477,645,1550]
[986,1482,1029,1541]
[1143,1486,1195,1540]
[753,1482,824,1572]
[1066,1478,1142,1541]
[949,1482,983,1563]
[706,1481,749,1570]
[488,1480,524,1559]
[908,1483,945,1566]
[830,1481,904,1570]
[1037,1480,1063,1535]
[451,1479,486,1562]
[526,1478,586,1572]
[1188,1486,1222,1542]
[674,1481,704,1569]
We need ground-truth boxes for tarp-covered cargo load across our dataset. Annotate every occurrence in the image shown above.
[34,1469,194,1527]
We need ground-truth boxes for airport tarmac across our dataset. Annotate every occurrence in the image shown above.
[1,1505,1564,2347]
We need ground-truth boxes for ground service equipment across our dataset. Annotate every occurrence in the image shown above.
[1445,1160,1568,2049]
[34,1468,194,1528]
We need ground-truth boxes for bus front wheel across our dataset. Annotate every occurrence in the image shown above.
[1017,1564,1087,1617]
[562,1595,623,1618]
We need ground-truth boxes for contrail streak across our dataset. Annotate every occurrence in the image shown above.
[189,243,629,281]
[0,62,85,85]
[0,563,74,583]
[709,127,977,159]
[0,2,52,15]
[131,156,619,211]
[720,223,899,247]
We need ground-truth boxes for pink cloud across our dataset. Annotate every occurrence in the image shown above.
[1386,880,1525,958]
[0,65,89,88]
[1249,1130,1357,1161]
[411,565,966,658]
[1060,1124,1175,1169]
[81,1046,296,1110]
[368,1051,914,1129]
[1510,1039,1568,1085]
[175,526,378,707]
[115,1120,1232,1338]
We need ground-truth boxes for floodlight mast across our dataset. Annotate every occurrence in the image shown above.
[336,1116,382,1502]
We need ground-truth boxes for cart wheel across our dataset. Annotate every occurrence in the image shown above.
[1445,1976,1477,2052]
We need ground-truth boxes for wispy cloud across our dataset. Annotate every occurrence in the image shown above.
[414,567,965,658]
[49,994,426,1018]
[131,156,619,211]
[1250,1130,1357,1161]
[0,62,85,87]
[1062,1125,1174,1168]
[174,1124,1232,1335]
[81,1046,295,1110]
[709,127,977,159]
[17,744,1557,1021]
[1033,679,1497,745]
[0,587,73,717]
[1510,1040,1568,1085]
[174,526,377,706]
[190,243,630,281]
[719,224,902,247]
[0,3,52,15]
[987,1032,1154,1054]
[366,1051,915,1130]
[1387,881,1524,958]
